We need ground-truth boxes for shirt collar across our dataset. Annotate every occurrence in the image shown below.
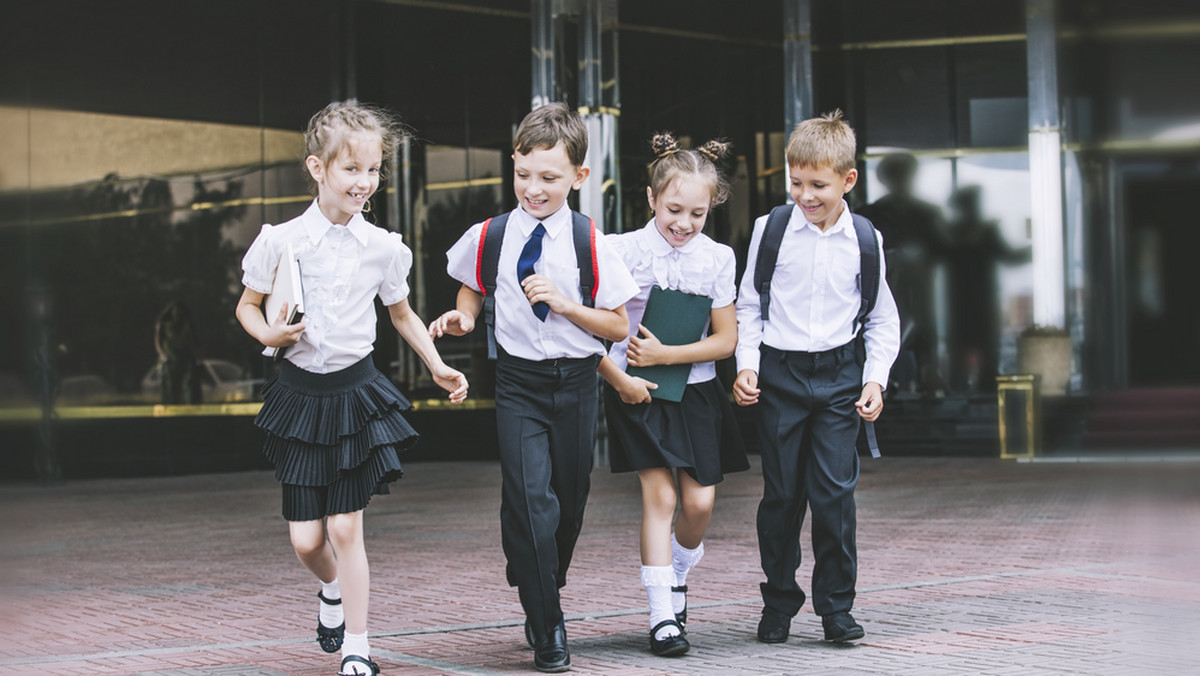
[514,203,570,239]
[302,199,371,246]
[644,218,698,255]
[793,200,856,240]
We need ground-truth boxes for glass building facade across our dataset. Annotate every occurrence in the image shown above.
[2,0,1198,418]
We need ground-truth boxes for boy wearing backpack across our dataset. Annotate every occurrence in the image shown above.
[430,102,638,673]
[733,110,899,645]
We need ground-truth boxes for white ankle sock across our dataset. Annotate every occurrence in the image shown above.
[642,565,679,640]
[671,535,704,614]
[342,631,370,664]
[319,579,343,628]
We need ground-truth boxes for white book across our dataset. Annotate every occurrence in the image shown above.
[261,243,305,360]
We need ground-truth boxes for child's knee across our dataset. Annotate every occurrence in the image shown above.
[680,489,715,519]
[289,528,326,558]
[324,512,364,548]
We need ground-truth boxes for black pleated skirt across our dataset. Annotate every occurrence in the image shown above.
[604,377,749,486]
[255,355,417,520]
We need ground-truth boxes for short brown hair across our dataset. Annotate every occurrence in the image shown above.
[785,109,856,175]
[513,102,589,167]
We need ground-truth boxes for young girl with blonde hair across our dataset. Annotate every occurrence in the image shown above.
[236,100,468,676]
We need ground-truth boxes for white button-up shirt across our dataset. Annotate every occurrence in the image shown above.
[735,201,900,388]
[606,220,736,384]
[445,205,638,360]
[242,200,412,373]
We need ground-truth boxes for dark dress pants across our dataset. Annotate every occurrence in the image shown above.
[755,343,862,617]
[495,351,599,639]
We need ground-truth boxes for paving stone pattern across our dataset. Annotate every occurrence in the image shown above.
[2,456,1198,675]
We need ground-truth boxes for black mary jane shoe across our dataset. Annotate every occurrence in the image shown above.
[671,585,688,631]
[533,620,571,673]
[338,654,380,676]
[649,619,690,657]
[316,591,345,653]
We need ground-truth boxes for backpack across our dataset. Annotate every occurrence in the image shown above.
[752,204,883,457]
[475,210,599,360]
[753,204,881,352]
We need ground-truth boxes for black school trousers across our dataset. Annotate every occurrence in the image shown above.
[755,342,862,618]
[494,349,600,639]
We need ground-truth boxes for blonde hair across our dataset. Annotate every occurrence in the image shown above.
[785,109,856,175]
[513,102,589,167]
[648,132,733,207]
[303,100,406,195]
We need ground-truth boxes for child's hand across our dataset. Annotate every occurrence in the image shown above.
[429,310,474,338]
[520,274,568,315]
[626,325,669,367]
[733,369,760,406]
[856,382,884,421]
[617,373,657,405]
[432,365,469,404]
[263,302,305,348]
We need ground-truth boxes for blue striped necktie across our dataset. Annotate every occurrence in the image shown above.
[517,223,549,321]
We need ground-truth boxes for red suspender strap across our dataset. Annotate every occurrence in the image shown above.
[475,217,493,297]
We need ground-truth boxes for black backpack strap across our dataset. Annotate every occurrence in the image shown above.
[476,213,509,360]
[851,212,881,334]
[753,205,793,322]
[851,212,883,460]
[572,211,598,309]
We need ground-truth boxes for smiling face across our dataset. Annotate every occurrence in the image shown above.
[512,142,589,220]
[649,175,713,248]
[787,162,857,232]
[306,131,383,225]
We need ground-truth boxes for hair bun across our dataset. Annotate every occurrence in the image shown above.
[697,139,732,162]
[651,132,681,158]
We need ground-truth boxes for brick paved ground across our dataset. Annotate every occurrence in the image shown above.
[2,454,1199,675]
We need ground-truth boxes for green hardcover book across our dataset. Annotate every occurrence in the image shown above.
[626,285,713,403]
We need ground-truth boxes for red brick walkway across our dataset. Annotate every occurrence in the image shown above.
[3,455,1198,675]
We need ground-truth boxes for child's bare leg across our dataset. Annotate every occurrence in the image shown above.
[289,519,338,582]
[326,510,369,635]
[637,468,677,566]
[670,471,714,628]
[673,471,715,548]
[638,467,686,647]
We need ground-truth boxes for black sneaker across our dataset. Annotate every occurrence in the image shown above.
[822,611,865,642]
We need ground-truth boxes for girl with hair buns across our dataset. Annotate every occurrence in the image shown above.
[598,132,749,657]
[236,100,468,676]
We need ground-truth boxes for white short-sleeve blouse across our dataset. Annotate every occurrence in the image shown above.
[242,200,412,373]
[605,220,736,384]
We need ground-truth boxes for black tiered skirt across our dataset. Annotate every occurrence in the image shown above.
[604,377,749,487]
[256,355,417,520]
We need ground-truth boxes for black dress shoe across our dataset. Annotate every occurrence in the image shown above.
[524,618,535,649]
[671,585,688,630]
[649,619,690,657]
[822,611,865,642]
[757,608,791,643]
[533,620,571,673]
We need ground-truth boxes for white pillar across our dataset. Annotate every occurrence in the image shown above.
[577,0,620,233]
[1026,0,1066,329]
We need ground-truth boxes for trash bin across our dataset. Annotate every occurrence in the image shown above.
[997,374,1039,459]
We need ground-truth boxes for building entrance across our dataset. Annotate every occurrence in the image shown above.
[1126,176,1200,387]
